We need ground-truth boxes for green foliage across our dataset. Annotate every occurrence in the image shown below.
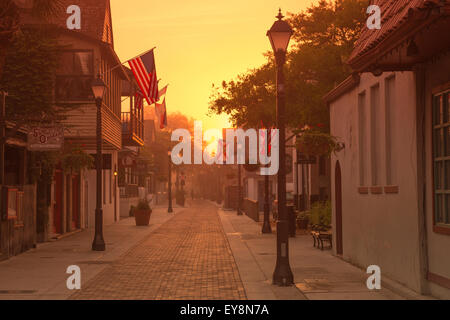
[136,199,151,211]
[309,201,332,226]
[28,143,93,184]
[28,151,59,184]
[0,28,64,124]
[209,63,276,129]
[295,129,342,157]
[209,0,367,130]
[61,144,94,173]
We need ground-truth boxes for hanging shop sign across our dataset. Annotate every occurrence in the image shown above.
[27,127,64,151]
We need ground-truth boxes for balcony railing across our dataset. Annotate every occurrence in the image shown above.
[121,112,144,146]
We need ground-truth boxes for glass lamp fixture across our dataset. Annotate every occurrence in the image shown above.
[267,9,293,54]
[91,75,106,100]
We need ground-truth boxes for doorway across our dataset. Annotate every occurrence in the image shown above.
[54,170,63,234]
[335,161,343,255]
[84,181,89,228]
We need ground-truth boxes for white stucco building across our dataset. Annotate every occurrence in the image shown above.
[325,0,450,299]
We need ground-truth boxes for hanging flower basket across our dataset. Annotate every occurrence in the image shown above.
[61,145,94,173]
[296,130,342,157]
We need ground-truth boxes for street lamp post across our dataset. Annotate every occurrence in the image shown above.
[262,174,272,233]
[91,75,107,251]
[217,165,222,205]
[168,149,173,213]
[262,127,272,234]
[267,9,294,286]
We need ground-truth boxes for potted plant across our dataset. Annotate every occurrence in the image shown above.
[134,199,152,226]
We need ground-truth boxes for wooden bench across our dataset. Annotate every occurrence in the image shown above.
[311,230,332,250]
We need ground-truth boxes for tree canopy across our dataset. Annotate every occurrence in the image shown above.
[208,0,367,131]
[0,0,64,77]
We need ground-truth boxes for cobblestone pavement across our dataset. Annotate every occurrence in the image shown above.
[70,200,246,300]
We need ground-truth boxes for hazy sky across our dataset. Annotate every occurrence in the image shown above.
[110,0,318,130]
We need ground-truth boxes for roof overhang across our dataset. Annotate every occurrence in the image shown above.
[349,2,450,73]
[323,74,361,105]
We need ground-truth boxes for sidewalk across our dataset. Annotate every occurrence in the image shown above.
[219,208,431,300]
[0,206,184,300]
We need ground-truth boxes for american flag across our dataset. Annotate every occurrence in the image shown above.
[158,85,168,100]
[155,98,168,129]
[135,90,144,109]
[128,50,158,105]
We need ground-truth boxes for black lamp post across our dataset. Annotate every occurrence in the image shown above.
[217,165,222,205]
[267,9,294,286]
[262,174,272,234]
[168,149,173,213]
[91,75,107,251]
[262,123,272,234]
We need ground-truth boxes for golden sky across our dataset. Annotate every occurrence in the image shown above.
[111,0,318,130]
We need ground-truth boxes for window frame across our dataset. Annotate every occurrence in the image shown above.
[55,49,95,103]
[370,83,381,187]
[358,90,367,188]
[384,75,396,187]
[431,85,450,236]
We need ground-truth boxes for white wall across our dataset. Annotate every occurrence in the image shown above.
[423,54,450,299]
[85,151,119,227]
[330,71,424,292]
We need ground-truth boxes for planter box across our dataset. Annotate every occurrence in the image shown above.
[134,209,151,226]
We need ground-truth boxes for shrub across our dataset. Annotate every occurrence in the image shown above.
[309,201,331,226]
[136,199,151,211]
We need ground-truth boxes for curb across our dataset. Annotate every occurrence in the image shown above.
[381,275,435,300]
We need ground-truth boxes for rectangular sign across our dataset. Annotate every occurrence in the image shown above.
[27,127,64,151]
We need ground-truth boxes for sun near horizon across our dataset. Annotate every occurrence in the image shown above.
[110,0,319,131]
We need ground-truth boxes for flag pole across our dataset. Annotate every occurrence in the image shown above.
[101,47,157,75]
[122,47,157,65]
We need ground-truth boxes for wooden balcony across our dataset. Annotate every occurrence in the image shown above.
[122,111,144,147]
[121,67,145,147]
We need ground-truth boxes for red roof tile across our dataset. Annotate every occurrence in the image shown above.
[348,0,448,65]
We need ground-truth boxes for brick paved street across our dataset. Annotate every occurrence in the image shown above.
[70,201,246,300]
